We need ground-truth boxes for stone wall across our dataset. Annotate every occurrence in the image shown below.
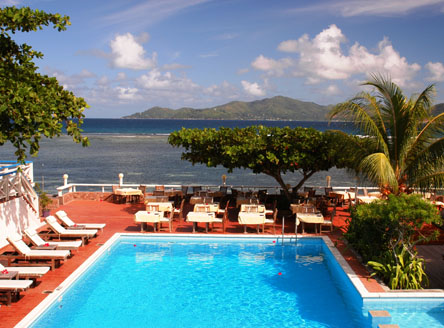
[59,192,114,205]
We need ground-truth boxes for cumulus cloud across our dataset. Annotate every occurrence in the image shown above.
[136,69,198,91]
[46,68,95,90]
[251,55,294,77]
[110,33,157,70]
[253,24,420,88]
[116,87,140,100]
[425,62,444,82]
[241,80,266,97]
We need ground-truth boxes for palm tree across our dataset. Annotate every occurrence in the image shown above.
[329,75,444,194]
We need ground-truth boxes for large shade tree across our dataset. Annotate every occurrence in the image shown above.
[329,75,444,194]
[168,126,365,200]
[0,6,89,162]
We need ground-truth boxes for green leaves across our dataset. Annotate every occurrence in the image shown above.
[0,6,88,162]
[169,126,356,199]
[346,194,440,289]
[368,246,429,290]
[329,74,444,193]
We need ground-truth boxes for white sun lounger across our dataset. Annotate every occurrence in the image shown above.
[44,216,98,245]
[24,228,83,250]
[0,279,33,305]
[0,263,50,279]
[55,210,106,231]
[6,233,71,270]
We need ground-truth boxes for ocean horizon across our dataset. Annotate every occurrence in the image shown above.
[0,119,361,194]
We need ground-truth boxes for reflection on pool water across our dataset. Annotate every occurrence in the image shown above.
[27,236,444,328]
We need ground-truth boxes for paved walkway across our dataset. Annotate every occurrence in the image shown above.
[0,199,432,327]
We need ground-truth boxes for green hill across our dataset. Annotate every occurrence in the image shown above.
[122,96,333,121]
[123,96,444,121]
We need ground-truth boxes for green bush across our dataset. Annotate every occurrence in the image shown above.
[344,193,441,289]
[368,246,428,289]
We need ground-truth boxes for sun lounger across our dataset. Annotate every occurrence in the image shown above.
[0,263,49,279]
[55,210,106,231]
[0,279,33,305]
[5,233,70,270]
[24,228,83,250]
[44,216,98,245]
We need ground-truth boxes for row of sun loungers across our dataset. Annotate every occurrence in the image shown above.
[0,211,106,306]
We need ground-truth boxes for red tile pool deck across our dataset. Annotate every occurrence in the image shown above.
[0,200,385,327]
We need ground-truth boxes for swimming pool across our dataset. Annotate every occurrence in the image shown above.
[19,235,444,327]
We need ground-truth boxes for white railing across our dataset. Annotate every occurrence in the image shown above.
[0,162,35,202]
[56,179,380,197]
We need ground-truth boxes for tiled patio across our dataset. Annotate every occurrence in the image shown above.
[0,199,415,327]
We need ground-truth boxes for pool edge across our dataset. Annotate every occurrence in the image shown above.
[15,233,444,327]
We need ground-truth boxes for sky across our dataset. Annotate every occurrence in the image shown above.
[3,0,444,118]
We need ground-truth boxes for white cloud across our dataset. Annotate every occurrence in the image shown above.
[251,55,294,77]
[290,0,444,17]
[116,87,140,100]
[241,80,266,97]
[322,85,341,96]
[47,68,95,90]
[137,69,198,91]
[110,33,157,70]
[204,81,239,99]
[0,0,20,5]
[255,24,420,87]
[116,72,127,81]
[425,62,444,82]
[101,0,210,29]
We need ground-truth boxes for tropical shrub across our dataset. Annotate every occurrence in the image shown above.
[368,246,428,289]
[345,194,441,289]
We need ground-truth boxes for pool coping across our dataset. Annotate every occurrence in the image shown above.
[15,233,444,327]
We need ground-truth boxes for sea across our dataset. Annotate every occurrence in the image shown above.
[0,119,363,194]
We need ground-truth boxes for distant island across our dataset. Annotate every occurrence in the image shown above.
[122,95,444,121]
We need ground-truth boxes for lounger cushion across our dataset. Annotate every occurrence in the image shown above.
[0,263,50,277]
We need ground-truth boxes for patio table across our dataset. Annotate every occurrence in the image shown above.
[145,202,173,212]
[186,212,216,233]
[194,203,219,212]
[240,204,266,213]
[114,188,143,203]
[296,212,324,234]
[135,210,164,232]
[238,212,265,233]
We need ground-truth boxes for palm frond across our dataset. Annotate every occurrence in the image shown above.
[329,93,389,155]
[359,153,398,191]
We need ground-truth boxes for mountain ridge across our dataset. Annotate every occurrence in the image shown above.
[122,96,444,121]
[122,96,333,121]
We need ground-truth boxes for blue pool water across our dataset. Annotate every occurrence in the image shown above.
[29,237,444,328]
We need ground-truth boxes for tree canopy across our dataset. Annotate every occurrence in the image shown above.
[168,125,365,199]
[329,75,444,193]
[0,6,89,162]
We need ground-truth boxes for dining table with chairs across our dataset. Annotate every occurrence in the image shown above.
[134,210,164,232]
[114,188,143,203]
[290,203,322,234]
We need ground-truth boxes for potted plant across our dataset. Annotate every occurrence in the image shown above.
[35,183,52,217]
